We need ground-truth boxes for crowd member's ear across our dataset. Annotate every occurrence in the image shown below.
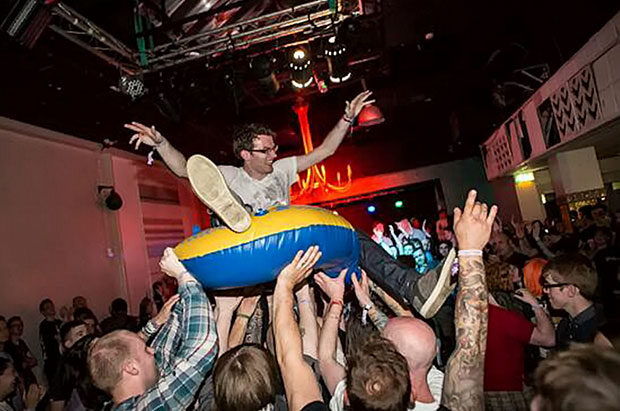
[122,359,140,377]
[566,285,579,298]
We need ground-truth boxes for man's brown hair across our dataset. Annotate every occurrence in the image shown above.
[346,336,411,411]
[214,344,280,411]
[534,345,620,411]
[232,123,277,160]
[542,253,597,300]
[485,261,516,293]
[87,330,133,393]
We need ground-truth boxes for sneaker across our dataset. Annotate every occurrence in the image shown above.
[411,248,457,318]
[186,154,252,233]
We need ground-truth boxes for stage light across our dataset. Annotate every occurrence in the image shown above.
[119,75,146,100]
[325,36,351,84]
[358,104,385,127]
[250,54,280,96]
[514,172,534,183]
[290,46,313,89]
[394,200,404,208]
[367,205,376,213]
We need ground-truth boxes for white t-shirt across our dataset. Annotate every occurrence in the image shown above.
[329,366,444,411]
[218,157,298,211]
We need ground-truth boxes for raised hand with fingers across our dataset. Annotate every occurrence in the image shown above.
[344,90,375,120]
[352,270,372,308]
[314,269,346,302]
[277,246,322,290]
[125,122,166,150]
[453,190,498,250]
[152,294,181,327]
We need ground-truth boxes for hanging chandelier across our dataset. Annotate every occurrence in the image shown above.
[291,100,353,201]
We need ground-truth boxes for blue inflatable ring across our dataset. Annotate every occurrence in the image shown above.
[174,205,360,289]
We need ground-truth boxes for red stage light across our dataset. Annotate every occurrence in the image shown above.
[357,104,385,127]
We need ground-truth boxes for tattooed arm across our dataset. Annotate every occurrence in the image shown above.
[441,190,497,411]
[442,256,488,410]
[369,280,414,318]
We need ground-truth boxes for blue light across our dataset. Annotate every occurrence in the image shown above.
[367,205,376,213]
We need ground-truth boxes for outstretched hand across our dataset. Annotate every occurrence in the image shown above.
[352,270,372,307]
[345,90,375,120]
[277,246,322,290]
[125,122,165,150]
[314,269,347,302]
[159,248,189,281]
[453,190,498,250]
[152,294,180,327]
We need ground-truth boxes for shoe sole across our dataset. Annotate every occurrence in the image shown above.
[419,248,457,318]
[186,155,251,233]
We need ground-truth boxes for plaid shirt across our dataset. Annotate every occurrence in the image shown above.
[113,280,217,410]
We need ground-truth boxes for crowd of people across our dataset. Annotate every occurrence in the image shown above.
[2,91,620,411]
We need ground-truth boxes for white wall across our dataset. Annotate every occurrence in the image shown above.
[0,118,125,365]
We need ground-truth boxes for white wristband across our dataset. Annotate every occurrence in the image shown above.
[457,249,483,257]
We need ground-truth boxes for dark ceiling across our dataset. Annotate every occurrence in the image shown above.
[1,0,618,178]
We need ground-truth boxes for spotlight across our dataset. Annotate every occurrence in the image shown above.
[325,36,351,84]
[394,200,404,208]
[119,75,146,100]
[289,47,313,89]
[367,205,376,213]
[98,186,123,211]
[250,54,280,96]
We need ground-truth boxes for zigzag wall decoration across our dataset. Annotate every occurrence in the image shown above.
[570,66,601,129]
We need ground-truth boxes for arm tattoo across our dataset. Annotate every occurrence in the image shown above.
[441,257,488,411]
[368,306,389,331]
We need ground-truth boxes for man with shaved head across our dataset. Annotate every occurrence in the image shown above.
[382,317,444,410]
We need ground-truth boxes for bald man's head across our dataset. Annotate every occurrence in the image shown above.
[382,317,437,373]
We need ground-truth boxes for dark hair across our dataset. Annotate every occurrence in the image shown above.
[74,307,98,324]
[534,345,620,411]
[232,123,277,159]
[110,298,128,315]
[543,254,597,300]
[60,320,85,344]
[0,357,12,376]
[214,344,280,411]
[346,336,411,411]
[7,316,22,328]
[39,298,53,313]
[58,334,109,409]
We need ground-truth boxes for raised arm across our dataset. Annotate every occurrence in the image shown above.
[214,294,243,355]
[228,295,261,349]
[315,270,348,394]
[296,91,374,172]
[296,283,320,359]
[125,122,189,177]
[274,247,324,411]
[442,190,497,411]
[137,247,218,409]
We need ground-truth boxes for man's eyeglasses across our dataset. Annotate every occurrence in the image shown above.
[248,145,278,155]
[542,282,571,290]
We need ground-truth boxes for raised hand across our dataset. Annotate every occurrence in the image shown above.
[314,269,346,302]
[238,294,261,317]
[214,294,244,315]
[514,288,538,307]
[125,122,166,150]
[453,190,498,250]
[345,90,375,120]
[151,294,180,327]
[159,248,189,280]
[277,246,322,290]
[351,270,372,307]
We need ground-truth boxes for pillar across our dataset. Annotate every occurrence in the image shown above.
[548,146,605,231]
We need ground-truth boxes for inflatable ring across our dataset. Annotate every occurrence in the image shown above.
[174,205,360,289]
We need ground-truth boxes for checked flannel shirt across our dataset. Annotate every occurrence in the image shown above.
[113,280,217,410]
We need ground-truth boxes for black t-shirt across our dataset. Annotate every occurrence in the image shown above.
[556,305,598,350]
[39,319,62,363]
[301,401,328,411]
